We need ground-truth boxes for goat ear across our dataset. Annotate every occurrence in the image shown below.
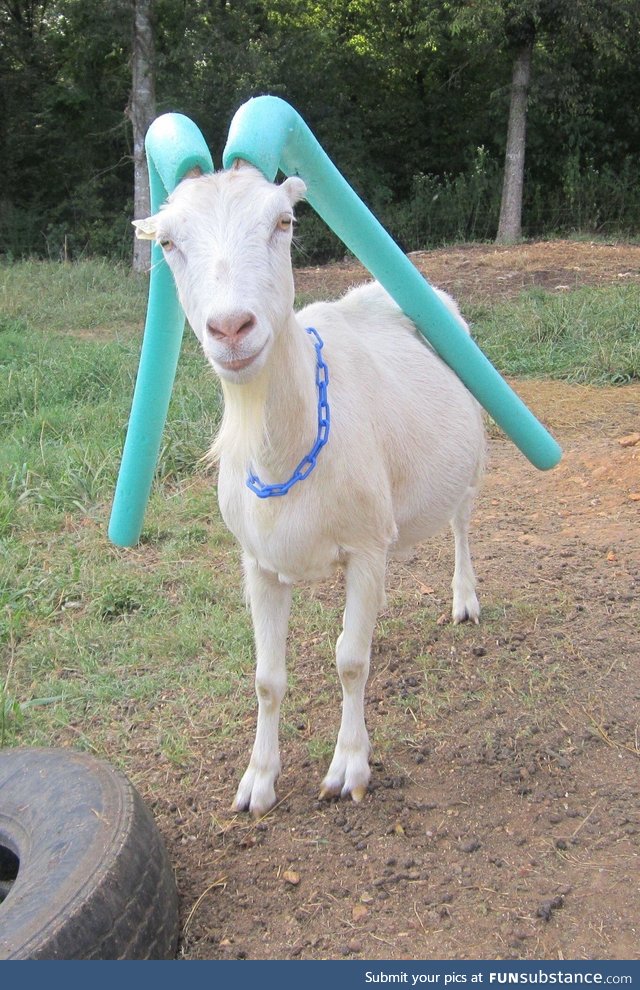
[182,165,203,180]
[281,175,307,206]
[231,158,251,171]
[132,217,158,240]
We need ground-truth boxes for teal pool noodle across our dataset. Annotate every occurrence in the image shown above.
[108,114,213,547]
[224,96,561,474]
[110,98,561,548]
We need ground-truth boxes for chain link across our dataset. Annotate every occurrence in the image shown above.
[246,326,331,498]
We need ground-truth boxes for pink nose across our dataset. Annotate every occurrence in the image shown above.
[206,311,256,341]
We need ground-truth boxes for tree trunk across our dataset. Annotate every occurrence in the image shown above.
[496,39,533,245]
[129,0,156,272]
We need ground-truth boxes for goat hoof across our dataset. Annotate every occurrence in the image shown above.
[319,785,340,801]
[453,611,480,625]
[232,795,276,817]
[452,596,480,625]
[350,785,367,803]
[232,768,278,817]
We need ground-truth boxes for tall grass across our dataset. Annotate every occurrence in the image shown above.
[297,151,640,260]
[470,284,640,385]
[0,258,147,334]
[0,263,232,754]
[384,147,502,250]
[0,318,221,532]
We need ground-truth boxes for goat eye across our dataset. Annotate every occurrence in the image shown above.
[277,215,293,232]
[159,238,174,251]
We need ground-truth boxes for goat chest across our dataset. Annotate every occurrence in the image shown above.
[216,465,344,584]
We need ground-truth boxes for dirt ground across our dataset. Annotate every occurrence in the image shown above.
[143,241,639,961]
[294,238,640,303]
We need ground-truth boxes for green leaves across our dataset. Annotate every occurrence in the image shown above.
[1,0,640,261]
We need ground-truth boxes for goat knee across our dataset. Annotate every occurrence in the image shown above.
[337,650,367,681]
[255,672,285,711]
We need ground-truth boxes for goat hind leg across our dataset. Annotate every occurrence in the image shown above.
[233,555,292,816]
[320,551,386,803]
[451,485,480,624]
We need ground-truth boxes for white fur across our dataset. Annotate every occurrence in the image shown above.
[135,167,485,815]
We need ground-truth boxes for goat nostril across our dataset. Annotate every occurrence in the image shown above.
[206,312,256,340]
[238,315,256,336]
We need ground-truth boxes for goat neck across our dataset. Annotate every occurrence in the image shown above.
[216,311,318,482]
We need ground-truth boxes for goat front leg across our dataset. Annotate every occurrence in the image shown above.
[320,551,386,803]
[233,555,292,817]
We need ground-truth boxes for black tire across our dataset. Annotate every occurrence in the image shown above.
[0,747,180,960]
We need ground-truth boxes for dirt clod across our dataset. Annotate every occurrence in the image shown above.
[537,896,566,922]
[460,839,482,854]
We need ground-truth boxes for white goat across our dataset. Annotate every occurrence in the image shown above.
[134,165,485,816]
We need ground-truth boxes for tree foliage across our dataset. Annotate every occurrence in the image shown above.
[1,0,639,261]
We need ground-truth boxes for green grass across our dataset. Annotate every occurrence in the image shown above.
[0,262,230,756]
[0,313,220,532]
[0,259,637,764]
[0,258,147,335]
[469,284,640,384]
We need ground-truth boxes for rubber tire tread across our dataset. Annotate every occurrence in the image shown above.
[0,747,179,959]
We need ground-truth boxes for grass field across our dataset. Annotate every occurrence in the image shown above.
[1,258,638,753]
[468,283,640,385]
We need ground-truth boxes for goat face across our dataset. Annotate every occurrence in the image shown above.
[134,166,306,383]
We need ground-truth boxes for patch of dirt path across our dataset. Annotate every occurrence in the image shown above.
[295,239,640,303]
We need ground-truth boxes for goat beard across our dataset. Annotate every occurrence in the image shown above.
[205,369,271,470]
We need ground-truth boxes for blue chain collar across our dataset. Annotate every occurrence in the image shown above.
[246,326,330,498]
